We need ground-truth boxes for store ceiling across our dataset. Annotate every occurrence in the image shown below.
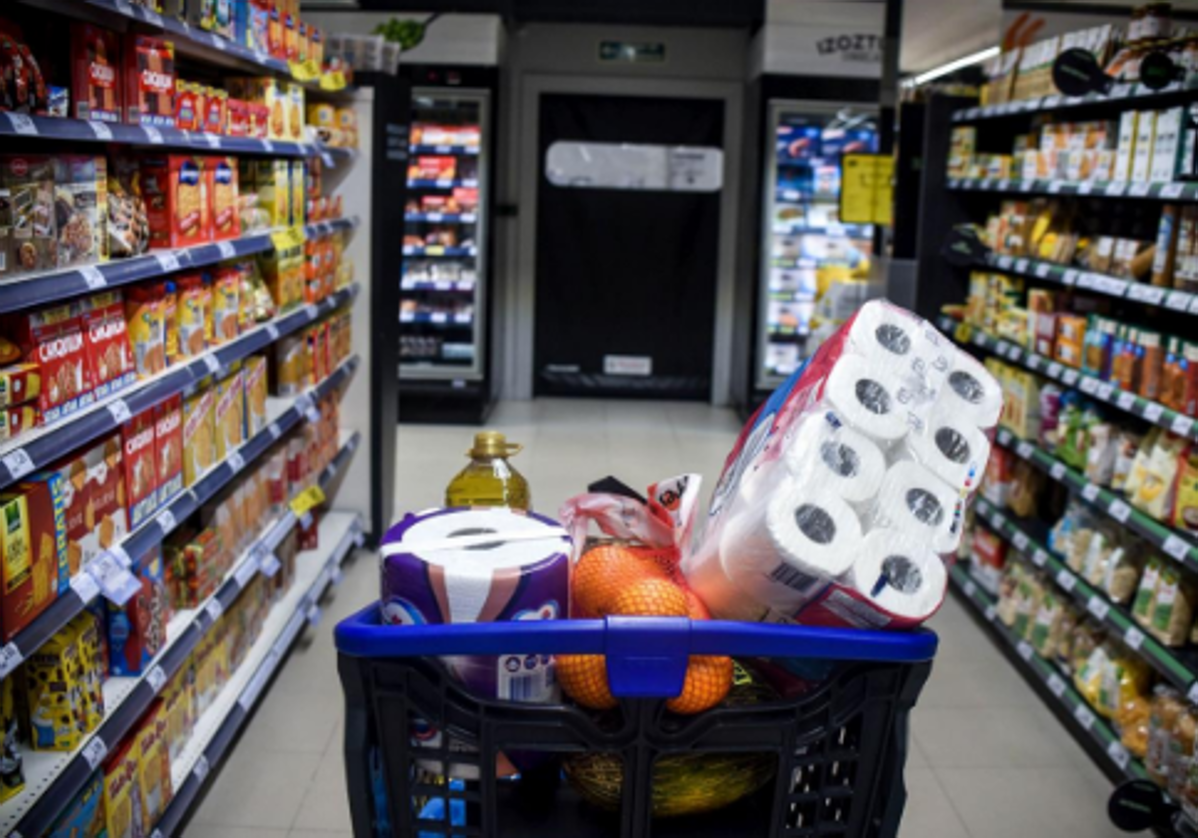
[900,0,999,73]
[344,0,767,27]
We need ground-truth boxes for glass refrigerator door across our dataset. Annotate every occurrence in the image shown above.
[399,89,489,380]
[756,102,879,391]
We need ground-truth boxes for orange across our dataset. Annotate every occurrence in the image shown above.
[610,578,689,618]
[572,544,669,618]
[683,588,711,620]
[666,655,733,715]
[557,654,616,709]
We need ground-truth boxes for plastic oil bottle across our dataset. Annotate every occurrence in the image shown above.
[445,431,531,510]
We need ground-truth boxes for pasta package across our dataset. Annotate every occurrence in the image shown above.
[207,155,239,241]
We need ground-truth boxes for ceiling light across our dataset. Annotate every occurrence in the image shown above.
[904,46,1000,88]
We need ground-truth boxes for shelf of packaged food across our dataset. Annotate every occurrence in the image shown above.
[401,245,477,258]
[771,223,873,237]
[409,144,480,156]
[399,312,473,326]
[0,111,317,157]
[401,280,476,293]
[971,496,1198,695]
[946,176,1197,202]
[977,251,1198,312]
[936,316,1198,445]
[407,179,480,190]
[0,357,359,688]
[0,434,363,838]
[767,290,817,303]
[404,212,478,224]
[0,284,359,491]
[949,563,1147,781]
[153,509,361,838]
[951,81,1194,123]
[0,217,358,314]
[992,426,1198,572]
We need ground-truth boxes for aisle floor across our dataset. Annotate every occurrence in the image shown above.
[188,399,1124,838]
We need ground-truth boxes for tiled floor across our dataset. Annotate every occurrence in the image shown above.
[190,398,1123,837]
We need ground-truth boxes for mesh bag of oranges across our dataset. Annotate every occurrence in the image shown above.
[557,475,733,715]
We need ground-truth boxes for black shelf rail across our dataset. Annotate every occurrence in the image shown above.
[951,80,1194,123]
[946,176,1198,202]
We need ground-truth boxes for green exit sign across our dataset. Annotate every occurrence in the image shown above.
[598,40,666,64]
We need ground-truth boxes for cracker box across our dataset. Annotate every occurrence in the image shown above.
[0,363,41,408]
[0,480,63,641]
[203,86,227,135]
[227,77,289,141]
[214,369,245,460]
[177,272,210,359]
[7,303,94,422]
[103,737,144,838]
[0,677,22,803]
[124,34,175,128]
[3,155,58,276]
[121,411,159,529]
[248,102,269,139]
[208,155,239,241]
[175,80,201,131]
[172,527,223,608]
[72,24,122,123]
[212,265,241,344]
[44,769,104,838]
[81,291,136,400]
[54,155,108,268]
[161,668,193,764]
[135,700,172,824]
[183,384,216,486]
[125,283,167,377]
[22,625,88,750]
[154,394,184,504]
[244,355,268,436]
[49,434,127,579]
[271,334,305,396]
[142,155,207,249]
[106,547,168,676]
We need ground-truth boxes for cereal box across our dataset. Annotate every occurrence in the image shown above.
[203,86,227,135]
[103,737,145,838]
[121,410,159,529]
[176,272,209,359]
[72,24,122,123]
[124,34,175,128]
[208,155,239,241]
[22,625,88,750]
[154,394,183,503]
[214,368,245,460]
[54,155,108,268]
[142,155,207,249]
[0,677,22,802]
[244,355,268,436]
[161,668,193,764]
[44,770,104,838]
[8,302,93,421]
[183,384,216,485]
[212,265,241,344]
[106,547,168,676]
[136,701,172,824]
[81,291,136,399]
[71,612,106,731]
[49,434,127,579]
[0,364,41,408]
[3,155,58,275]
[0,480,63,641]
[125,283,166,377]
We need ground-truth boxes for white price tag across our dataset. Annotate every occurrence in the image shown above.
[1017,640,1034,660]
[88,120,113,141]
[984,604,997,622]
[1188,682,1198,706]
[997,256,1014,270]
[82,737,108,770]
[1048,673,1067,697]
[156,509,177,533]
[202,133,221,149]
[2,448,34,480]
[143,126,163,145]
[70,572,101,604]
[1075,705,1096,730]
[202,354,220,375]
[1080,377,1099,394]
[154,252,182,273]
[307,604,322,626]
[997,429,1012,446]
[1015,259,1030,273]
[265,323,280,341]
[1168,291,1194,311]
[1129,182,1152,197]
[108,544,131,568]
[1048,180,1064,193]
[1107,741,1131,770]
[1077,272,1097,290]
[0,643,23,679]
[1050,462,1067,481]
[4,112,37,135]
[354,530,366,549]
[146,664,166,693]
[1129,284,1166,304]
[1087,597,1110,621]
[963,579,977,597]
[86,552,140,605]
[1105,182,1127,196]
[1108,499,1131,522]
[1013,531,1030,551]
[1062,369,1080,386]
[205,598,223,624]
[1165,534,1192,560]
[1110,83,1132,98]
[1032,548,1049,567]
[260,552,282,578]
[1144,403,1165,423]
[992,512,1007,530]
[234,554,259,588]
[1079,182,1096,195]
[262,139,274,153]
[1056,569,1076,591]
[1035,262,1053,278]
[332,566,344,586]
[1116,392,1137,411]
[1028,355,1042,370]
[1082,483,1100,502]
[1062,270,1078,286]
[140,7,162,24]
[305,303,319,320]
[1017,441,1034,459]
[1124,626,1145,650]
[1097,383,1114,401]
[194,754,210,782]
[106,399,132,424]
[227,450,245,473]
[268,422,282,440]
[1163,182,1187,198]
[305,406,320,424]
[347,435,358,453]
[1046,362,1063,379]
[1173,415,1195,437]
[217,241,236,260]
[79,265,106,289]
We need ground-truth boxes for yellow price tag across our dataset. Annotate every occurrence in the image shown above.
[320,70,347,91]
[289,485,327,518]
[954,322,973,343]
[424,245,445,256]
[271,226,305,252]
[290,60,320,82]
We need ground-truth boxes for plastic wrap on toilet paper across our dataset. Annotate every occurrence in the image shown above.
[683,300,1000,630]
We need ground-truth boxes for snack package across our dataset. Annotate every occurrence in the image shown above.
[6,303,93,422]
[54,155,108,268]
[22,624,90,750]
[123,34,175,127]
[1147,685,1184,786]
[176,272,209,359]
[45,770,105,837]
[207,155,239,241]
[141,155,207,249]
[0,676,22,802]
[683,301,1001,629]
[154,395,184,505]
[121,410,159,529]
[72,24,122,123]
[103,737,145,838]
[1131,432,1186,521]
[124,284,166,377]
[1170,707,1198,800]
[214,368,245,460]
[135,701,172,824]
[107,157,151,258]
[1150,567,1196,646]
[162,280,178,367]
[182,384,216,485]
[243,355,268,437]
[3,154,57,276]
[0,478,65,640]
[48,434,127,578]
[81,291,136,399]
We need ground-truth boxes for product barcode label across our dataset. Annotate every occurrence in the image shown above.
[5,112,37,135]
[306,604,322,626]
[1056,569,1076,591]
[154,252,182,273]
[1035,262,1052,279]
[1048,361,1064,377]
[963,579,977,597]
[157,509,177,533]
[1108,499,1131,522]
[79,265,106,289]
[984,604,997,622]
[1033,548,1049,567]
[1164,534,1191,560]
[1016,441,1034,459]
[1129,284,1166,304]
[1081,483,1100,502]
[82,737,108,770]
[1125,626,1145,650]
[70,572,101,604]
[305,303,319,320]
[1110,83,1132,98]
[265,323,280,340]
[106,399,132,424]
[354,530,365,549]
[88,120,113,140]
[1116,392,1137,411]
[146,664,166,693]
[262,139,274,153]
[1048,180,1064,193]
[1013,531,1030,551]
[305,405,320,423]
[194,754,210,782]
[1015,259,1029,273]
[206,598,223,624]
[1187,682,1198,705]
[2,448,34,480]
[299,511,313,529]
[0,643,23,679]
[1048,673,1067,697]
[1173,415,1195,436]
[1075,705,1096,730]
[1050,462,1067,480]
[1107,741,1130,769]
[1163,183,1187,198]
[998,256,1013,270]
[1017,640,1034,660]
[217,241,236,260]
[1087,597,1110,620]
[268,422,282,440]
[1079,182,1096,195]
[143,126,163,144]
[996,429,1011,446]
[332,565,344,586]
[1097,383,1114,401]
[1143,403,1165,423]
[227,450,245,473]
[1077,272,1096,290]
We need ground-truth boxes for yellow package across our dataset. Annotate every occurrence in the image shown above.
[22,625,87,750]
[176,273,209,359]
[183,385,217,486]
[162,669,194,764]
[135,701,172,825]
[69,612,106,733]
[1131,432,1186,520]
[288,160,305,227]
[286,83,305,143]
[1174,446,1198,534]
[0,677,22,802]
[1150,567,1196,647]
[1124,427,1162,500]
[103,736,144,838]
[253,159,290,227]
[244,356,268,436]
[270,335,306,397]
[214,369,245,461]
[1073,641,1111,711]
[1097,647,1151,719]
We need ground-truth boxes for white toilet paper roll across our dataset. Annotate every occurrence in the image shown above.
[848,301,953,401]
[683,545,771,623]
[936,353,1004,429]
[719,478,862,611]
[841,529,948,622]
[822,353,912,442]
[873,460,963,555]
[904,411,992,494]
[786,413,887,503]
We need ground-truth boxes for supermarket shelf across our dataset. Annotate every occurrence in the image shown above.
[0,111,315,157]
[992,426,1198,572]
[402,245,477,258]
[0,217,359,314]
[978,252,1198,312]
[971,496,1198,696]
[153,510,361,838]
[401,280,476,293]
[0,434,363,838]
[946,176,1197,202]
[0,284,360,490]
[937,316,1198,445]
[951,81,1194,122]
[0,358,360,687]
[404,212,478,224]
[949,564,1147,781]
[771,223,873,237]
[400,311,473,325]
[407,178,480,190]
[409,144,480,155]
[768,290,817,303]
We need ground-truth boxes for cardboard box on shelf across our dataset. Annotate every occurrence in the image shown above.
[22,624,90,750]
[102,736,144,837]
[48,434,127,580]
[53,155,108,269]
[0,364,41,409]
[154,395,184,506]
[80,290,136,400]
[123,34,175,128]
[121,410,159,530]
[72,23,122,123]
[141,155,208,249]
[0,478,65,641]
[106,546,168,677]
[183,384,216,487]
[208,156,239,242]
[7,302,94,422]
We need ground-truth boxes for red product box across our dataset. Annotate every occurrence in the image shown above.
[207,156,239,242]
[6,303,94,422]
[409,156,456,182]
[175,81,200,132]
[248,102,269,139]
[226,99,249,137]
[123,34,176,128]
[141,155,208,249]
[71,23,122,123]
[80,291,136,400]
[49,434,127,580]
[153,395,184,506]
[972,527,1008,571]
[121,410,159,529]
[204,88,227,135]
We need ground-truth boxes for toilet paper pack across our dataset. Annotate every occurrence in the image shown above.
[684,300,1001,631]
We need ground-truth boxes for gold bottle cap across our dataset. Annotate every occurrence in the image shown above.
[468,431,522,458]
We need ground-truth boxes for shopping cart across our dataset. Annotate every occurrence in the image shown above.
[335,605,938,838]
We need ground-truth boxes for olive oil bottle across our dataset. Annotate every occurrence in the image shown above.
[445,431,531,510]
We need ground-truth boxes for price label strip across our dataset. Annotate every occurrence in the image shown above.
[87,551,142,605]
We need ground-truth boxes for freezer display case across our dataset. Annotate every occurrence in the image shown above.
[756,102,879,390]
[400,90,489,380]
